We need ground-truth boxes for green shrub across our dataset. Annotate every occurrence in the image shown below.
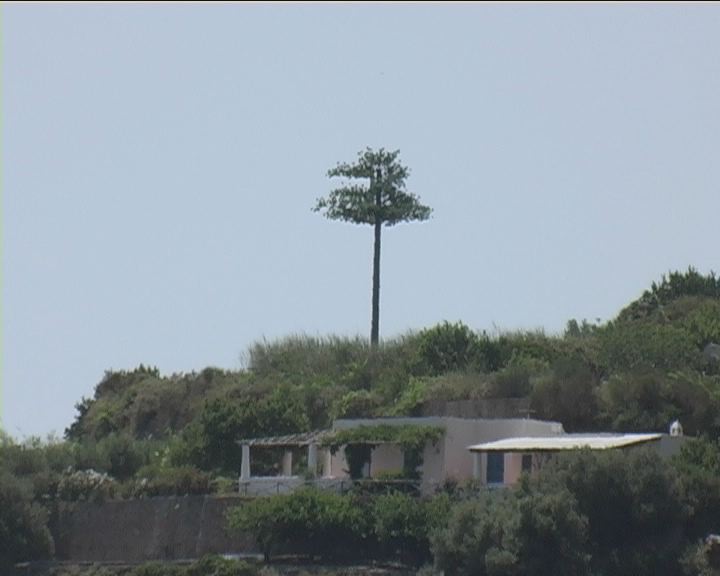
[129,562,185,576]
[124,556,257,576]
[0,471,54,569]
[185,555,257,576]
[599,320,701,373]
[415,322,481,375]
[372,492,433,565]
[227,488,371,561]
[56,469,118,502]
[538,449,686,576]
[332,389,383,419]
[672,437,720,540]
[387,377,429,416]
[127,465,211,498]
[210,475,238,495]
[484,353,549,398]
[530,355,600,432]
[431,486,590,576]
[618,267,720,322]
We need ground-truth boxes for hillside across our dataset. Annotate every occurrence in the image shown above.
[61,268,720,473]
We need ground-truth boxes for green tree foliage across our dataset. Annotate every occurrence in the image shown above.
[372,492,452,566]
[72,433,159,481]
[531,355,600,431]
[176,389,310,475]
[538,449,686,576]
[484,352,549,398]
[599,320,701,373]
[125,465,211,498]
[431,487,589,576]
[0,471,54,569]
[415,321,481,375]
[127,555,257,576]
[314,148,432,346]
[227,488,371,561]
[619,267,720,322]
[433,450,694,576]
[681,538,720,576]
[332,389,383,419]
[672,437,720,540]
[598,370,720,435]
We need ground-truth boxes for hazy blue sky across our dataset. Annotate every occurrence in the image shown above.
[3,3,719,438]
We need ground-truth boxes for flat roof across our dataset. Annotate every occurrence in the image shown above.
[468,433,663,452]
[236,430,331,447]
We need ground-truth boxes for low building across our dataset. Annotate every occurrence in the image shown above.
[468,431,688,486]
[237,416,564,495]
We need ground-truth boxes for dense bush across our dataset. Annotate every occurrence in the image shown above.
[431,487,590,576]
[536,449,687,576]
[530,355,600,431]
[172,389,311,475]
[372,492,450,566]
[73,433,152,481]
[431,449,699,576]
[126,465,212,498]
[415,321,481,375]
[484,352,549,398]
[228,487,456,566]
[672,437,720,540]
[127,556,258,576]
[618,267,720,322]
[56,469,118,502]
[0,471,54,569]
[227,488,371,561]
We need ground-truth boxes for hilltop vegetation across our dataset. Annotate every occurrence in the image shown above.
[66,268,720,467]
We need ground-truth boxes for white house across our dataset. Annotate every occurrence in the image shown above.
[237,416,564,495]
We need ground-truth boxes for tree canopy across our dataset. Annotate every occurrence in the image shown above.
[314,147,432,226]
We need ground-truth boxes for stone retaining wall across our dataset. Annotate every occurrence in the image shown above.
[51,495,256,562]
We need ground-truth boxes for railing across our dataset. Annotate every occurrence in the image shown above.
[238,476,428,496]
[238,476,349,496]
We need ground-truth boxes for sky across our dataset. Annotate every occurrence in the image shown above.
[3,3,720,439]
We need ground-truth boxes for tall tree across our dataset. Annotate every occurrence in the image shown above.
[314,148,432,346]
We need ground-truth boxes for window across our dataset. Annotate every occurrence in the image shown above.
[486,452,505,484]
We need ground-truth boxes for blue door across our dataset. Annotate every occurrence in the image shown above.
[486,452,505,484]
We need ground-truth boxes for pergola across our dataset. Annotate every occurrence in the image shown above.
[236,430,333,481]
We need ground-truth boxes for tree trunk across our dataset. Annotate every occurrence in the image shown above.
[371,169,382,347]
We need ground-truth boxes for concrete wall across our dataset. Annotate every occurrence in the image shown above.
[504,453,524,485]
[51,495,256,562]
[370,444,404,476]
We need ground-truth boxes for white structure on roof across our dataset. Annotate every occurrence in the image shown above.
[469,433,662,452]
[670,420,684,437]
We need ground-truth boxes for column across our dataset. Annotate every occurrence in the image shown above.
[324,448,333,478]
[472,451,481,480]
[240,444,251,481]
[282,450,293,476]
[307,443,318,477]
